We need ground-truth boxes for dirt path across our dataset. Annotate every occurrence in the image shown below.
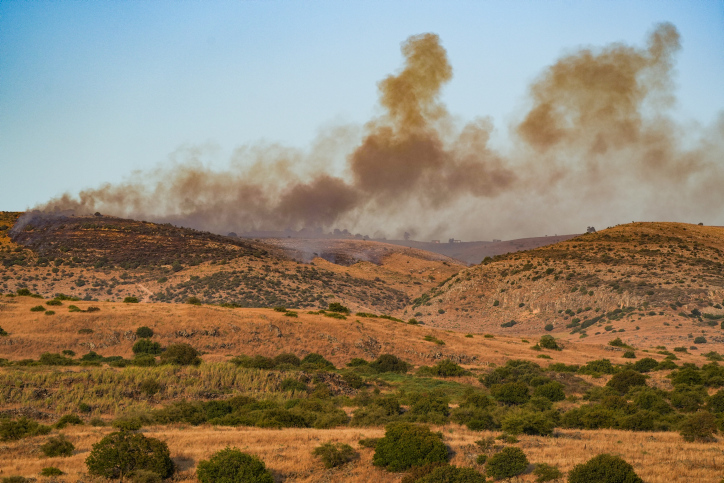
[136,283,153,302]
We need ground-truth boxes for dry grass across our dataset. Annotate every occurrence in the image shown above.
[2,425,724,482]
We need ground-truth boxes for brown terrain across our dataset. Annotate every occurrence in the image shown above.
[3,212,724,482]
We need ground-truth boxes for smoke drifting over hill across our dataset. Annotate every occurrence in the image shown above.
[39,24,724,240]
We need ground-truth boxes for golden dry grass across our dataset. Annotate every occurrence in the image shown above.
[2,425,724,482]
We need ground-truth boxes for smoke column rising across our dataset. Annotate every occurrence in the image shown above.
[39,25,724,239]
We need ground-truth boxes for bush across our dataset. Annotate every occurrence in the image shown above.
[160,343,201,365]
[328,302,350,314]
[196,447,273,483]
[694,336,707,344]
[40,467,64,477]
[0,417,51,441]
[631,357,659,373]
[533,463,562,482]
[485,446,529,480]
[132,339,162,356]
[136,326,154,338]
[312,442,357,468]
[539,335,560,350]
[186,297,202,305]
[419,359,469,377]
[301,353,335,369]
[533,382,566,402]
[55,413,83,429]
[544,324,554,332]
[491,382,530,405]
[86,431,174,480]
[273,353,301,366]
[30,305,46,312]
[679,411,718,442]
[280,378,307,392]
[123,297,139,303]
[606,369,646,395]
[369,354,409,373]
[568,454,642,483]
[373,423,448,472]
[1,477,29,483]
[415,465,486,482]
[622,351,636,359]
[40,435,75,457]
[501,409,555,436]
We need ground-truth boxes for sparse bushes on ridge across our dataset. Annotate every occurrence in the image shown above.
[132,339,162,355]
[0,417,51,441]
[196,447,273,483]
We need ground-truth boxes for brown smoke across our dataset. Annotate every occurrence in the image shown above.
[38,25,724,240]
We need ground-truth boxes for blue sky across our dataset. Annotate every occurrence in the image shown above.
[1,0,723,214]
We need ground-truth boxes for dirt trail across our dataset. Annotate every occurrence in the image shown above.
[136,284,153,302]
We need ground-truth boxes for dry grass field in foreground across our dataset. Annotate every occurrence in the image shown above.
[2,425,724,482]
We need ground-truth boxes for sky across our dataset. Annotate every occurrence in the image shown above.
[1,1,723,239]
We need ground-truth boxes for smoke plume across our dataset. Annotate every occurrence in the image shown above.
[38,25,724,240]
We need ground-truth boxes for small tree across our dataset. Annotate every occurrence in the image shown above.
[491,382,530,405]
[679,411,718,442]
[85,432,174,481]
[539,335,560,350]
[606,369,646,395]
[132,340,162,356]
[196,447,273,483]
[160,343,200,366]
[135,327,154,339]
[568,454,642,483]
[328,302,350,314]
[40,435,74,457]
[486,446,529,480]
[373,423,448,472]
[369,354,409,373]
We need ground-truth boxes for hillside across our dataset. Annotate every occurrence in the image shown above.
[1,212,462,315]
[382,234,579,265]
[415,222,724,351]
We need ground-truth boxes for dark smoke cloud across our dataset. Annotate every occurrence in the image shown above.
[38,25,724,240]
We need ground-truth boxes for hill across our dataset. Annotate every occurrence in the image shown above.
[382,234,579,265]
[1,212,462,315]
[414,222,724,352]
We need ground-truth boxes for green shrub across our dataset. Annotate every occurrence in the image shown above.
[40,467,64,477]
[312,442,357,468]
[373,423,448,472]
[694,336,707,344]
[112,418,143,431]
[39,352,75,366]
[606,369,646,395]
[140,378,162,396]
[85,431,174,480]
[491,382,530,405]
[631,357,659,373]
[544,324,554,332]
[0,417,51,441]
[539,335,560,350]
[30,305,46,312]
[533,382,565,402]
[533,463,563,482]
[415,465,486,482]
[136,326,154,338]
[160,343,200,366]
[501,409,555,436]
[328,302,350,314]
[46,299,62,306]
[568,454,642,483]
[485,446,529,480]
[196,447,273,483]
[679,411,718,442]
[41,435,75,457]
[273,353,301,366]
[301,353,334,369]
[579,359,615,375]
[419,359,469,377]
[369,354,409,373]
[123,297,139,303]
[347,358,368,367]
[132,339,162,355]
[358,437,379,449]
[0,326,7,336]
[55,414,83,429]
[186,296,202,305]
[622,351,636,359]
[2,478,30,483]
